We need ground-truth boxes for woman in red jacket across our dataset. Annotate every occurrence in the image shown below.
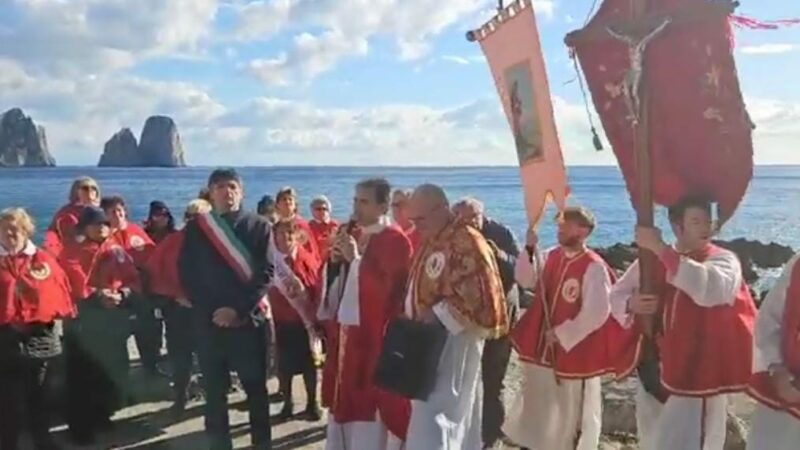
[276,186,321,262]
[42,176,101,257]
[0,208,74,450]
[269,219,323,421]
[60,206,141,445]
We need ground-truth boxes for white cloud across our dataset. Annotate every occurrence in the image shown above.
[441,54,485,65]
[740,44,797,55]
[0,0,220,76]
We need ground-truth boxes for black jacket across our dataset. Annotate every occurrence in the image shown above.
[178,210,272,324]
[481,217,521,308]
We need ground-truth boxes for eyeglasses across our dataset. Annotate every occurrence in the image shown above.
[314,207,329,212]
[80,185,98,192]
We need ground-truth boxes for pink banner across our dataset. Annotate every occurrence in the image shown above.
[472,0,569,225]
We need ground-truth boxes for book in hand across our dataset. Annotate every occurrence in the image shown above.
[374,316,448,400]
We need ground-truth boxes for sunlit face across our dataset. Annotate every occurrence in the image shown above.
[105,204,127,228]
[391,192,411,228]
[557,219,589,248]
[275,225,298,254]
[453,204,483,230]
[353,187,385,226]
[78,184,99,205]
[277,195,297,218]
[85,223,110,242]
[672,206,713,249]
[0,220,28,252]
[409,195,446,239]
[210,180,243,212]
[311,203,330,223]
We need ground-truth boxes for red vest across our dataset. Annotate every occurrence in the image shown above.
[511,248,620,379]
[308,219,339,262]
[42,203,84,257]
[143,230,186,299]
[60,238,142,302]
[110,223,155,267]
[269,246,321,324]
[748,257,800,418]
[0,247,75,325]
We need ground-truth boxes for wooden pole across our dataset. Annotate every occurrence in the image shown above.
[632,0,657,336]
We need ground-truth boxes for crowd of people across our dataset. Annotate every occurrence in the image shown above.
[0,168,798,450]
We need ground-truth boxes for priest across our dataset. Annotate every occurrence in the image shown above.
[747,252,800,450]
[609,196,756,450]
[404,184,508,450]
[321,178,413,450]
[503,206,617,450]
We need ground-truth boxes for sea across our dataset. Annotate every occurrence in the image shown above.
[1,165,798,252]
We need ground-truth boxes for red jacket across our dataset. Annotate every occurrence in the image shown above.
[269,245,321,324]
[60,238,142,302]
[0,243,75,325]
[293,217,321,264]
[110,223,155,267]
[308,219,339,262]
[143,230,186,300]
[42,203,84,257]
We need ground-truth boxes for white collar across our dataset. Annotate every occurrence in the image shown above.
[361,215,391,236]
[0,240,36,257]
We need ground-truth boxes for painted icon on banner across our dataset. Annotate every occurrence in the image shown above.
[506,61,543,165]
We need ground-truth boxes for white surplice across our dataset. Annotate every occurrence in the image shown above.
[609,248,742,450]
[403,288,484,450]
[747,254,800,450]
[503,250,610,450]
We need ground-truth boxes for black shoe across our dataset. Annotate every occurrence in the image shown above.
[303,403,322,422]
[278,402,294,421]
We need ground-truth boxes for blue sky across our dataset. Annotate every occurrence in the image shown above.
[0,0,798,166]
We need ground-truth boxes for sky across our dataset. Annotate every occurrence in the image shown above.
[0,0,798,167]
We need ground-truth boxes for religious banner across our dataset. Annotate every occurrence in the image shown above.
[567,0,754,224]
[470,0,569,225]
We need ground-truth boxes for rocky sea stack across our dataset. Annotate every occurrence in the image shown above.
[98,115,186,167]
[0,108,56,167]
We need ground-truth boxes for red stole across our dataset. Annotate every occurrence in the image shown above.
[60,238,142,302]
[0,248,75,325]
[110,223,155,267]
[321,225,412,439]
[749,258,800,418]
[308,219,339,261]
[143,230,186,300]
[269,246,321,324]
[42,203,84,257]
[511,248,620,379]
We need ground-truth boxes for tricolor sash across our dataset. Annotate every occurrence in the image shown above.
[195,212,254,284]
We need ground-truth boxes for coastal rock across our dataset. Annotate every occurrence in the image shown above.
[99,128,139,167]
[0,108,56,167]
[97,116,186,167]
[138,116,186,167]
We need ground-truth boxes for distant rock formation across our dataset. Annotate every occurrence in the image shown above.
[0,108,56,167]
[98,115,186,167]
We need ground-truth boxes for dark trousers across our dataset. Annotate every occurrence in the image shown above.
[481,334,513,446]
[132,296,164,373]
[164,303,195,403]
[0,355,53,450]
[196,323,271,450]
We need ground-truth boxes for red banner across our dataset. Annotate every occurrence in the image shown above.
[570,0,754,223]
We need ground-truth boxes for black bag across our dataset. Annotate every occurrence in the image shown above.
[374,317,447,400]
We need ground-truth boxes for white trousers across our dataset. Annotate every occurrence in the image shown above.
[636,386,727,450]
[747,403,800,450]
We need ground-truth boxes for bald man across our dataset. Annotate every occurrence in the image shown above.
[403,184,509,450]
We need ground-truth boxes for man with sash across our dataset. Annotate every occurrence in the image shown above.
[747,253,800,449]
[320,178,413,450]
[609,196,756,450]
[404,184,508,450]
[179,169,273,450]
[503,206,617,450]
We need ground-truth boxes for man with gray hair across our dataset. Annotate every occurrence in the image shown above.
[404,184,508,450]
[453,196,521,448]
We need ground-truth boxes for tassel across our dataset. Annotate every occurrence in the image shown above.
[591,127,603,151]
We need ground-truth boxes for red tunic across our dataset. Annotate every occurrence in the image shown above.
[60,238,142,302]
[617,245,756,397]
[749,257,800,418]
[308,219,339,262]
[42,203,85,257]
[402,226,421,253]
[511,248,621,379]
[0,246,75,325]
[269,246,321,324]
[293,216,321,264]
[110,223,155,267]
[321,225,412,439]
[143,230,186,300]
